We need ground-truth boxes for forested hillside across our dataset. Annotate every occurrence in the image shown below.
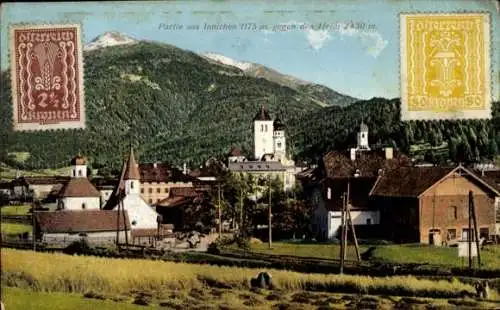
[0,40,498,172]
[290,98,500,165]
[0,42,326,171]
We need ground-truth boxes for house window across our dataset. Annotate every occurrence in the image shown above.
[447,229,456,240]
[362,134,365,138]
[448,206,458,220]
[261,124,264,132]
[265,124,268,132]
[73,170,76,177]
[78,170,82,177]
[148,199,153,204]
[366,218,372,225]
[157,198,161,203]
[164,188,168,193]
[148,188,152,193]
[479,228,489,240]
[130,182,134,189]
[157,188,160,193]
[141,188,144,194]
[461,228,475,241]
[277,142,282,149]
[81,203,86,209]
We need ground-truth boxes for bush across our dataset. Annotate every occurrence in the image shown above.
[63,239,92,255]
[207,242,220,255]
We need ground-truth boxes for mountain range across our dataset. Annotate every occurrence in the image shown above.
[0,32,498,173]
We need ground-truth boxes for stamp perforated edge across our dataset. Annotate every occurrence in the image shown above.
[399,11,493,122]
[9,22,86,132]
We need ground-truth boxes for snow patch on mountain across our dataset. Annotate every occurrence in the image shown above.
[201,52,254,71]
[85,32,137,51]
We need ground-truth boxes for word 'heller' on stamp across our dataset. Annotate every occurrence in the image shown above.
[400,13,491,121]
[10,24,85,131]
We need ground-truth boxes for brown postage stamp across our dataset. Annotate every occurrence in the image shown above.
[400,13,492,121]
[9,24,85,131]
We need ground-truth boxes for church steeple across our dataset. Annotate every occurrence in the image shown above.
[357,120,370,150]
[124,147,140,180]
[70,153,87,178]
[123,147,140,195]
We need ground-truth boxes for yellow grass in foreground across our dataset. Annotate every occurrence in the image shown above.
[1,249,477,299]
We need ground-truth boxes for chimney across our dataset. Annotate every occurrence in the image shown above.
[183,163,187,175]
[350,148,356,161]
[385,147,393,160]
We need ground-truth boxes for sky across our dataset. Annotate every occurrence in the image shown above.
[1,0,498,100]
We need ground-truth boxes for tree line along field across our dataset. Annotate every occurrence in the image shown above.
[2,249,500,310]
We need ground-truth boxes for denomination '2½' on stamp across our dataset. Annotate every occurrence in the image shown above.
[400,13,491,121]
[10,24,85,131]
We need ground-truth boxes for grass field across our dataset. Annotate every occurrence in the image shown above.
[0,249,481,298]
[249,242,500,269]
[2,249,500,309]
[1,223,32,235]
[0,204,31,216]
[2,287,148,310]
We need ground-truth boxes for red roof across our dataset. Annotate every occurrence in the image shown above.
[323,149,411,178]
[35,210,130,233]
[58,178,101,198]
[229,147,242,157]
[124,148,140,180]
[139,163,197,183]
[370,166,500,198]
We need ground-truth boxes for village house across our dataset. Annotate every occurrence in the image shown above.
[312,176,381,241]
[32,155,130,245]
[370,165,500,245]
[91,177,119,207]
[138,162,199,205]
[155,186,209,231]
[10,175,70,201]
[104,148,163,245]
[34,210,131,245]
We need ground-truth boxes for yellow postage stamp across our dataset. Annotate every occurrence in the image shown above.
[400,13,491,121]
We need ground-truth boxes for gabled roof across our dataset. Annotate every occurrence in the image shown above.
[323,177,378,211]
[35,210,130,233]
[253,105,272,121]
[139,163,198,183]
[229,147,243,157]
[370,165,500,198]
[124,148,140,180]
[322,149,411,178]
[58,178,101,198]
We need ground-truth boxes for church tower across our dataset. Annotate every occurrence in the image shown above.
[357,121,370,150]
[253,106,274,161]
[123,147,141,195]
[71,154,87,178]
[273,116,286,160]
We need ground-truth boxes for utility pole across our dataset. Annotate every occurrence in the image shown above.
[239,184,243,232]
[470,191,481,266]
[218,183,222,237]
[116,189,122,251]
[121,197,129,247]
[468,191,472,269]
[32,202,36,251]
[340,193,346,274]
[268,175,272,249]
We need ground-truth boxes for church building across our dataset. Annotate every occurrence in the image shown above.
[104,148,162,245]
[228,106,304,192]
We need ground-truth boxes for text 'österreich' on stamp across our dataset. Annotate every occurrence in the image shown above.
[10,24,85,131]
[400,13,491,121]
